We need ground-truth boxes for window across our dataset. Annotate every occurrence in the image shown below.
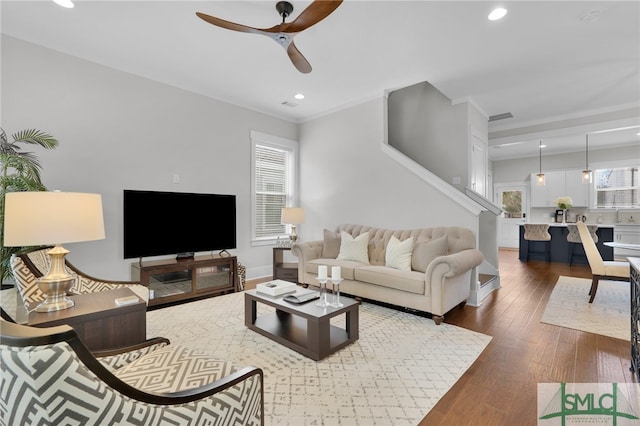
[593,165,639,208]
[500,190,523,218]
[251,131,298,245]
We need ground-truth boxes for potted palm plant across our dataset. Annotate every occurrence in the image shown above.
[0,128,59,284]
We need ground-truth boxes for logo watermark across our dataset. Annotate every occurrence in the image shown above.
[538,383,640,425]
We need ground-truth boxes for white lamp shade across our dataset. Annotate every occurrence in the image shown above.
[281,207,304,225]
[4,191,106,247]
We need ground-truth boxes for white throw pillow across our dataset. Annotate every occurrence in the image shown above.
[385,236,413,271]
[337,231,370,264]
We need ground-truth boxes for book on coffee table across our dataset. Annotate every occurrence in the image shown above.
[256,279,298,296]
[283,288,320,304]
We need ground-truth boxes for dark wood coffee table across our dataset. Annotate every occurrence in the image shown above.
[27,288,146,351]
[244,289,359,361]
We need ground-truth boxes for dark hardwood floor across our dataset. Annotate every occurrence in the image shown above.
[420,249,635,425]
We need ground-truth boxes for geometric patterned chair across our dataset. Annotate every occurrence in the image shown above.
[576,221,630,303]
[9,246,149,312]
[0,320,264,425]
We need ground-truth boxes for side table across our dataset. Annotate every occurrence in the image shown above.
[27,287,146,351]
[273,247,298,283]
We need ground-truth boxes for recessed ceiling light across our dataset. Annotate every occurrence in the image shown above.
[294,93,304,100]
[488,7,507,21]
[52,0,74,8]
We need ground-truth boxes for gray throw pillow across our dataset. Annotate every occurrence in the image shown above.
[411,235,448,272]
[322,229,341,258]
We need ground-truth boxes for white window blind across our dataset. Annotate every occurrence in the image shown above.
[255,145,288,238]
[594,166,639,208]
[251,131,298,245]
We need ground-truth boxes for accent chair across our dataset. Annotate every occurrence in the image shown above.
[0,320,264,425]
[9,246,149,312]
[577,221,630,303]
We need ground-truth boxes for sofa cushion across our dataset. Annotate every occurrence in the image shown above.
[307,259,362,281]
[322,229,341,259]
[354,266,425,295]
[412,235,448,272]
[337,231,370,264]
[385,236,413,271]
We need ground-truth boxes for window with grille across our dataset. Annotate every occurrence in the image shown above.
[251,131,298,245]
[594,165,639,208]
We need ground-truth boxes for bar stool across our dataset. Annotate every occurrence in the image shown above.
[566,224,598,266]
[523,224,551,262]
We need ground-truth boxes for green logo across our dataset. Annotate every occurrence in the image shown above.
[539,383,639,425]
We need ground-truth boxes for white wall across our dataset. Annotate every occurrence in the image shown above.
[2,36,297,280]
[297,98,479,239]
[386,81,469,189]
[2,35,485,283]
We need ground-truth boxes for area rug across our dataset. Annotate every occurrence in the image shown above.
[147,292,492,426]
[541,276,630,341]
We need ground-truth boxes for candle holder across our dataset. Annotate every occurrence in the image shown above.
[315,277,328,308]
[330,278,343,308]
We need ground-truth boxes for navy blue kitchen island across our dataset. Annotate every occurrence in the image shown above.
[519,224,614,264]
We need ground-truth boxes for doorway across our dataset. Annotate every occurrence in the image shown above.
[495,184,527,248]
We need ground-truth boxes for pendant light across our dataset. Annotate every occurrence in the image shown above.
[536,140,545,186]
[582,134,592,184]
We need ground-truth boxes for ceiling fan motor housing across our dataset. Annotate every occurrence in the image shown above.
[276,1,294,20]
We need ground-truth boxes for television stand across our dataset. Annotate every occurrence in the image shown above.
[176,252,195,260]
[131,254,238,308]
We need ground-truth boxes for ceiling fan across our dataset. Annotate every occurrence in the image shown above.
[196,1,343,74]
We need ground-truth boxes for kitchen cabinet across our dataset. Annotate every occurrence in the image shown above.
[564,170,589,206]
[530,170,589,207]
[614,225,640,259]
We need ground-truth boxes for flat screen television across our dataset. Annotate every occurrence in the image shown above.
[123,189,236,259]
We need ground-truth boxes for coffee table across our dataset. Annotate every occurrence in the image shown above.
[244,289,359,361]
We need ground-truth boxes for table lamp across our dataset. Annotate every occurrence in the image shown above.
[3,191,106,312]
[281,207,304,242]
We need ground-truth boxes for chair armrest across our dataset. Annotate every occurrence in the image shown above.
[94,337,171,371]
[65,261,141,286]
[63,333,263,405]
[93,337,171,357]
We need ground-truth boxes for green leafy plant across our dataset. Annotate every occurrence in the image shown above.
[0,128,59,284]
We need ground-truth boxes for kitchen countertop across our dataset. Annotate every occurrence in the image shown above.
[524,223,615,228]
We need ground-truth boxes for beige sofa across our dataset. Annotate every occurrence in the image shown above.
[291,224,484,324]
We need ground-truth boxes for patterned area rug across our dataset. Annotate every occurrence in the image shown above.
[147,291,492,426]
[541,276,630,341]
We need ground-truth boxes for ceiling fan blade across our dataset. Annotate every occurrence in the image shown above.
[196,12,265,35]
[287,41,312,74]
[282,0,343,33]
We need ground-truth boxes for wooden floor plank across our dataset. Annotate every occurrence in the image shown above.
[420,249,634,425]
